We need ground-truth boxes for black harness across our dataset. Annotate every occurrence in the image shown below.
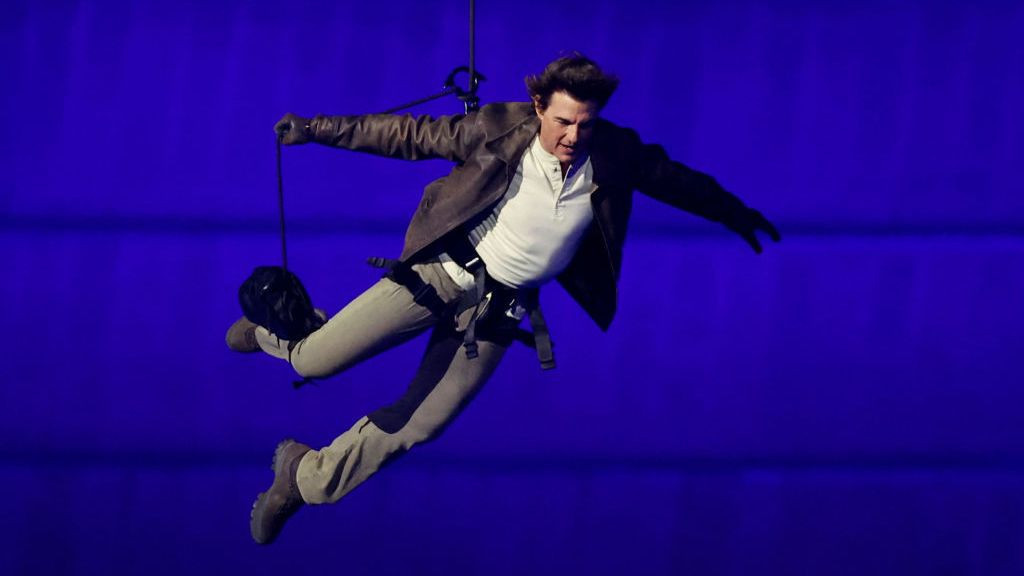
[369,233,555,370]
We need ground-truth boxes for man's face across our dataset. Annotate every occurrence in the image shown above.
[535,90,600,168]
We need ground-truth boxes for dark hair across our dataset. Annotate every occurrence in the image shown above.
[525,53,620,110]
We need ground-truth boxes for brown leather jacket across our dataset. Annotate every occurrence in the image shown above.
[309,102,750,330]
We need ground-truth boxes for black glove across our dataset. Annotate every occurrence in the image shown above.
[726,208,781,254]
[273,113,313,145]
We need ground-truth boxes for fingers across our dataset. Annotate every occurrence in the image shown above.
[274,113,310,145]
[744,210,779,242]
[273,113,296,135]
[759,218,782,243]
[743,230,763,254]
[735,210,778,253]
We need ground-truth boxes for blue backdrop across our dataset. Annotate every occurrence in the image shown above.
[2,1,1022,575]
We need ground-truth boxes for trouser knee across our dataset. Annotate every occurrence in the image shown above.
[402,420,445,446]
[288,338,362,380]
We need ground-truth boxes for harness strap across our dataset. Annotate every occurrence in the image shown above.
[446,235,556,369]
[367,257,448,318]
[528,306,555,370]
[368,236,556,370]
[461,265,488,359]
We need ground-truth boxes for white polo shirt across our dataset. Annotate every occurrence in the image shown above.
[442,135,596,290]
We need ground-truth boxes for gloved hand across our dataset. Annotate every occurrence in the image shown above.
[726,208,781,254]
[273,113,313,145]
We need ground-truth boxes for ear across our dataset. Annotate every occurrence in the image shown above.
[533,95,544,117]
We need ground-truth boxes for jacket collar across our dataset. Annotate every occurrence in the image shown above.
[484,102,540,164]
[482,102,622,195]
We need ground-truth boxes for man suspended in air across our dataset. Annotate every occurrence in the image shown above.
[226,53,780,545]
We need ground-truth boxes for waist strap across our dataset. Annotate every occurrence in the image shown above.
[446,235,555,370]
[367,256,448,318]
[369,241,556,370]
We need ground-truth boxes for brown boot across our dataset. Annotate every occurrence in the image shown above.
[226,309,328,353]
[250,439,311,545]
[225,316,260,352]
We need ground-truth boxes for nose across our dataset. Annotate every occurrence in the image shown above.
[564,125,578,145]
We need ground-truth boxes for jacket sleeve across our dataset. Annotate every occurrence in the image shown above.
[624,128,749,224]
[308,112,484,163]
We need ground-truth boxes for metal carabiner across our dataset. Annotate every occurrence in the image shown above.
[443,66,487,113]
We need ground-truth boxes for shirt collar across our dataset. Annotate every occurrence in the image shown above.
[529,135,588,183]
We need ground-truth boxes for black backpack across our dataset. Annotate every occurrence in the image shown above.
[238,265,324,341]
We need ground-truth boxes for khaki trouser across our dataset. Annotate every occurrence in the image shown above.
[255,260,509,504]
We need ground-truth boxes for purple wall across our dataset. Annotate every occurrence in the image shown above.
[2,1,1022,574]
